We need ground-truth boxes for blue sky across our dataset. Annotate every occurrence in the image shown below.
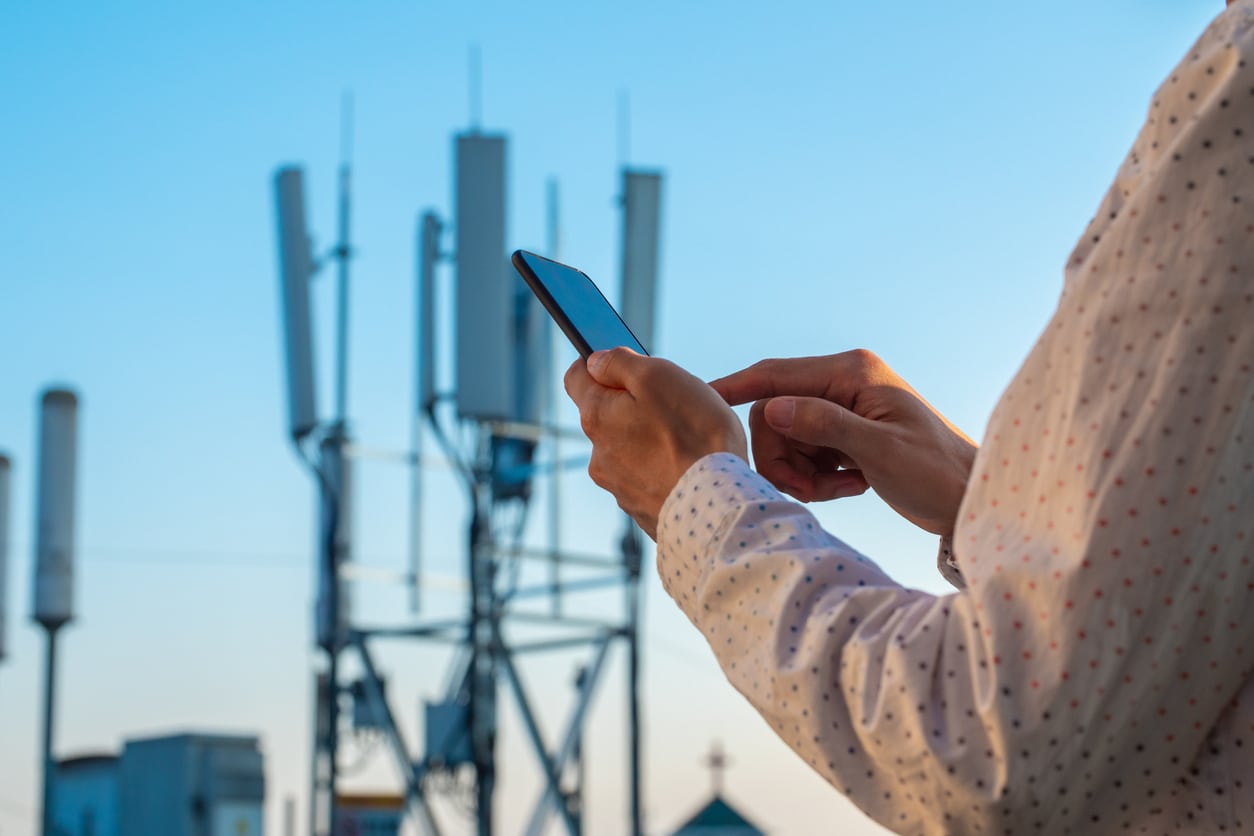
[0,2,1226,834]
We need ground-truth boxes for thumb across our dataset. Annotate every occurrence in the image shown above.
[586,347,645,390]
[763,396,873,454]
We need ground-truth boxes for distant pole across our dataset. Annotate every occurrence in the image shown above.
[284,795,296,836]
[40,626,60,836]
[572,665,587,833]
[622,525,643,836]
[546,179,562,616]
[411,211,443,614]
[325,91,356,835]
[468,446,497,836]
[31,388,79,836]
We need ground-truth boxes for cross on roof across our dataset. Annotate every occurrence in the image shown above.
[703,740,730,796]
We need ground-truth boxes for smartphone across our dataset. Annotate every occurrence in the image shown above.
[511,250,649,358]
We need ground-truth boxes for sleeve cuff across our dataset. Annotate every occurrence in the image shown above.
[937,535,965,589]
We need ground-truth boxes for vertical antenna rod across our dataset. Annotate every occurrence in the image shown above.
[546,178,562,616]
[32,388,79,836]
[617,91,630,169]
[335,91,354,424]
[469,46,482,132]
[325,90,355,835]
[546,178,560,259]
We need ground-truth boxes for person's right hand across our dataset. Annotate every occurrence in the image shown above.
[709,350,978,538]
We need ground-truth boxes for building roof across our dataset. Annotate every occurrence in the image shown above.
[57,753,119,771]
[672,794,765,835]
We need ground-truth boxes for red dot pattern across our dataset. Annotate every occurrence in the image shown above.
[656,5,1254,834]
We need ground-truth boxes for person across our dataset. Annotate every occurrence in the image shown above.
[564,2,1254,832]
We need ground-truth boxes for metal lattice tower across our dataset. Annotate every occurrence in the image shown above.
[274,113,662,835]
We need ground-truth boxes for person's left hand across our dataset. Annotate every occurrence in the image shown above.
[565,347,748,540]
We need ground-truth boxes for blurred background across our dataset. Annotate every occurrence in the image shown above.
[0,1,1224,834]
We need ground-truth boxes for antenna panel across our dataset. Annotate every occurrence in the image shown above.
[515,287,550,426]
[417,212,442,412]
[274,167,319,439]
[619,170,664,353]
[454,134,511,420]
[32,389,78,629]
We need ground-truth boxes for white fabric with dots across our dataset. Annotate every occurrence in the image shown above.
[657,4,1254,833]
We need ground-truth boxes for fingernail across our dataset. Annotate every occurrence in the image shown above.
[765,397,795,430]
[587,351,608,374]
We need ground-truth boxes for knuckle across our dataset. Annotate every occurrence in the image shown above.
[843,348,882,375]
[579,402,600,437]
[750,358,782,377]
[586,456,609,489]
[847,347,879,366]
[743,358,787,392]
[562,361,581,395]
[603,345,630,368]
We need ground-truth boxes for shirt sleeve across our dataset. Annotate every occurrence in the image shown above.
[658,456,997,834]
[655,4,1254,833]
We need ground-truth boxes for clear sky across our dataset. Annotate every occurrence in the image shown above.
[0,2,1226,834]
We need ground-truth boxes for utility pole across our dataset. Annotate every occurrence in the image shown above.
[32,389,80,836]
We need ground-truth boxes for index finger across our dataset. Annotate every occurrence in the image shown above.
[563,357,598,408]
[709,356,841,406]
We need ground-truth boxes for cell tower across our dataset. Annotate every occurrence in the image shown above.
[273,117,664,834]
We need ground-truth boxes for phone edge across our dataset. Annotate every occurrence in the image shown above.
[511,250,597,358]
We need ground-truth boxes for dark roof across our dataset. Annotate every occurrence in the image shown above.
[672,794,765,835]
[57,754,119,771]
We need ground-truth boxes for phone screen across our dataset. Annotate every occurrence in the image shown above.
[512,250,648,358]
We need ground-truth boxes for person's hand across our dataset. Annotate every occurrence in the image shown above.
[565,348,748,540]
[710,350,977,538]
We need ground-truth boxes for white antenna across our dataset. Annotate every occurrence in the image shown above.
[454,133,510,420]
[33,388,78,630]
[0,452,10,663]
[619,170,664,353]
[273,167,319,439]
[417,213,442,413]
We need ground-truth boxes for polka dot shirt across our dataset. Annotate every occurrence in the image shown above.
[656,4,1254,834]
